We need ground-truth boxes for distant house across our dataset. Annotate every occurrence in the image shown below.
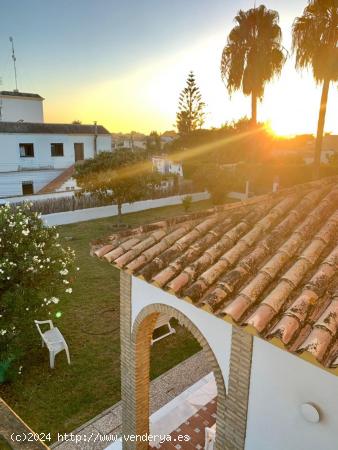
[112,133,147,150]
[152,154,183,177]
[273,134,338,165]
[112,131,178,152]
[0,91,112,197]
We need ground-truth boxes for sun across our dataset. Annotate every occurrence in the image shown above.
[265,116,299,138]
[263,121,288,139]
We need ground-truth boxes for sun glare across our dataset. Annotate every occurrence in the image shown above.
[267,119,296,138]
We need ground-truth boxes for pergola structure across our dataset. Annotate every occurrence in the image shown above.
[95,177,338,450]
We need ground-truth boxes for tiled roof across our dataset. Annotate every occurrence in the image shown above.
[0,122,110,134]
[94,177,338,375]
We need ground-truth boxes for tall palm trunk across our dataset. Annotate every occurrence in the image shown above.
[313,77,330,179]
[251,92,257,125]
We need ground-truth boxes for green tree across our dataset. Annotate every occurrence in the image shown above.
[146,131,162,155]
[221,5,286,124]
[0,203,76,381]
[74,150,162,218]
[292,0,338,179]
[176,71,205,135]
[192,164,234,205]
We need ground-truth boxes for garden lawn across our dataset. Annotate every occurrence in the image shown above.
[0,200,212,443]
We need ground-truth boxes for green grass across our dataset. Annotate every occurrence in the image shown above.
[1,200,210,442]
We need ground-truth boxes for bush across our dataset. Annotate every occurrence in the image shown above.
[182,195,193,212]
[191,164,235,205]
[0,203,76,382]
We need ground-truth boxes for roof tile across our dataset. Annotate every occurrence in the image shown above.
[94,176,338,374]
[102,238,140,262]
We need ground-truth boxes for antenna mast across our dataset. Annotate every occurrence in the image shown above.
[9,37,18,92]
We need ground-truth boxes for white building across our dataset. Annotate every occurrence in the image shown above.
[0,122,112,197]
[0,91,112,197]
[0,91,44,123]
[152,155,183,177]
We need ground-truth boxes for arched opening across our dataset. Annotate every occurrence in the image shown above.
[131,303,227,449]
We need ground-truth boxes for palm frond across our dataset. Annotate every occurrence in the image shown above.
[292,0,338,82]
[221,5,286,98]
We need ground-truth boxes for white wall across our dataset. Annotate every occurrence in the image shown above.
[245,338,338,450]
[0,133,111,196]
[0,133,111,172]
[0,95,44,122]
[131,277,232,390]
[41,191,210,226]
[0,169,63,197]
[0,189,76,203]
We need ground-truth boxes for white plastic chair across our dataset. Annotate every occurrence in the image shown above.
[34,320,70,369]
[204,424,216,450]
[151,314,176,345]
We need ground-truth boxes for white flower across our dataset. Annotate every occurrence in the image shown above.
[63,279,69,284]
[60,268,69,276]
[65,288,72,294]
[22,229,30,236]
[50,297,59,304]
[0,329,7,335]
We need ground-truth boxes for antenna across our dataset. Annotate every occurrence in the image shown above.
[9,36,19,92]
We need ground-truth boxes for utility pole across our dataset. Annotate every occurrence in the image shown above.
[9,37,19,92]
[94,121,98,157]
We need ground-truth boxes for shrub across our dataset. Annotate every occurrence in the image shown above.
[191,164,235,205]
[0,203,76,381]
[181,195,193,212]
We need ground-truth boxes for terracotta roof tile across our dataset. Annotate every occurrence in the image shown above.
[221,188,337,321]
[102,238,140,262]
[94,176,338,375]
[298,327,334,362]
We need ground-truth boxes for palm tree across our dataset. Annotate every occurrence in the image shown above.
[292,0,338,179]
[221,5,286,124]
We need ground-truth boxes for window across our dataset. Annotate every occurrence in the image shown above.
[22,181,34,195]
[19,143,34,157]
[51,143,64,157]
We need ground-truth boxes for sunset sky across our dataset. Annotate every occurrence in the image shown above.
[0,0,337,136]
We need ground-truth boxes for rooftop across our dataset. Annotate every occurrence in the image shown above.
[95,177,338,375]
[0,90,44,99]
[0,122,110,135]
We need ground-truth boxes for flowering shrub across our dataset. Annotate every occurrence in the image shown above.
[0,203,76,381]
